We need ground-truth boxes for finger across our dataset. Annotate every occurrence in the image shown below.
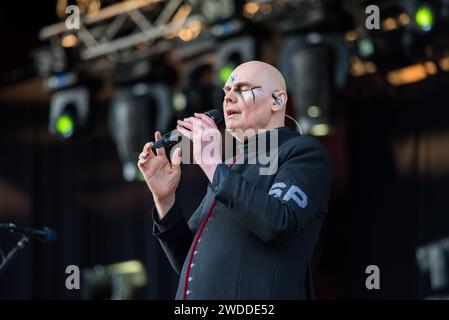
[143,142,156,159]
[139,151,149,160]
[154,131,166,157]
[176,125,192,140]
[177,119,193,131]
[180,117,208,134]
[171,147,182,169]
[195,112,216,128]
[138,158,149,168]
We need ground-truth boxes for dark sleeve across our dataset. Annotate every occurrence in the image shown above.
[211,137,332,243]
[152,198,206,274]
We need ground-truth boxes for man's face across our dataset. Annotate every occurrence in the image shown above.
[222,66,273,132]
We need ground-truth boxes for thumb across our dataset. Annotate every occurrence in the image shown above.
[171,147,182,169]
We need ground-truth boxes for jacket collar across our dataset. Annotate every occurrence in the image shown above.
[237,126,293,155]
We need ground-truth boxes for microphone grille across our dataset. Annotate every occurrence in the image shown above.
[204,109,223,124]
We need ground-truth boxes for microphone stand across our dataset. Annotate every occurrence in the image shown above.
[0,233,30,277]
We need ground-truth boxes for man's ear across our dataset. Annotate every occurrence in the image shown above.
[271,91,287,112]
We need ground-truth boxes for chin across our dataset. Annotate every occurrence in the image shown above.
[225,119,241,130]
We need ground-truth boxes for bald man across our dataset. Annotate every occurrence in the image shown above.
[138,61,332,300]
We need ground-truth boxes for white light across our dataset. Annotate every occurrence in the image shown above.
[307,106,322,118]
[311,124,330,136]
[173,92,187,111]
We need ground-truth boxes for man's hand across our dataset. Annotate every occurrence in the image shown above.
[138,131,182,220]
[177,113,222,182]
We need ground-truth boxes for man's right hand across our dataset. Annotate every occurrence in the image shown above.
[138,131,182,220]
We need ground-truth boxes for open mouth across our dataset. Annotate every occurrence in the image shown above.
[226,109,241,118]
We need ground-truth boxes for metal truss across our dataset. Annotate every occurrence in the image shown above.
[39,0,206,64]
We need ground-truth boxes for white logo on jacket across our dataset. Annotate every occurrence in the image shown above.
[268,183,308,208]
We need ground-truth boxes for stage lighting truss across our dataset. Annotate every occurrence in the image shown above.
[39,0,239,66]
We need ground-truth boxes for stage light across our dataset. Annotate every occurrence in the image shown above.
[280,35,348,136]
[219,65,234,84]
[56,113,75,138]
[415,6,434,31]
[357,37,375,58]
[49,86,90,139]
[108,58,177,180]
[424,61,437,75]
[344,31,358,43]
[244,2,259,18]
[172,91,187,111]
[382,17,398,31]
[440,57,449,71]
[398,13,410,26]
[386,64,428,86]
[307,106,322,118]
[82,260,147,300]
[61,34,78,48]
[289,44,332,136]
[350,56,367,77]
[311,124,330,136]
[365,61,377,74]
[178,21,203,42]
[109,83,173,182]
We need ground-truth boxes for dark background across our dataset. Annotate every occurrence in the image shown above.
[1,0,448,299]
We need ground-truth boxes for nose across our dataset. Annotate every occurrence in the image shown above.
[224,90,237,105]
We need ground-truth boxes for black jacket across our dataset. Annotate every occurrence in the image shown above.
[153,127,332,300]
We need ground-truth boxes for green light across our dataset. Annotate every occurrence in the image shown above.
[56,113,74,138]
[219,66,234,84]
[415,6,434,31]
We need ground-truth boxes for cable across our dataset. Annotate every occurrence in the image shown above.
[0,248,5,264]
[285,114,303,135]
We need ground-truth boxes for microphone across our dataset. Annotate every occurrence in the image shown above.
[0,223,57,242]
[152,109,223,149]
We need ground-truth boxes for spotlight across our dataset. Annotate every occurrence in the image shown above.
[49,86,90,139]
[109,83,173,182]
[280,34,349,136]
[285,44,333,136]
[108,58,177,181]
[218,65,234,85]
[56,113,75,138]
[415,5,434,31]
[357,37,375,58]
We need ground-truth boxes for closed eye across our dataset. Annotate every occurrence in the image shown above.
[223,86,244,94]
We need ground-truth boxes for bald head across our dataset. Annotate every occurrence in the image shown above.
[230,60,286,92]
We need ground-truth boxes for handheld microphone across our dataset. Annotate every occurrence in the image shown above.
[0,223,57,242]
[152,109,223,149]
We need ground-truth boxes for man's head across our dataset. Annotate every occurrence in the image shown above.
[222,61,287,141]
